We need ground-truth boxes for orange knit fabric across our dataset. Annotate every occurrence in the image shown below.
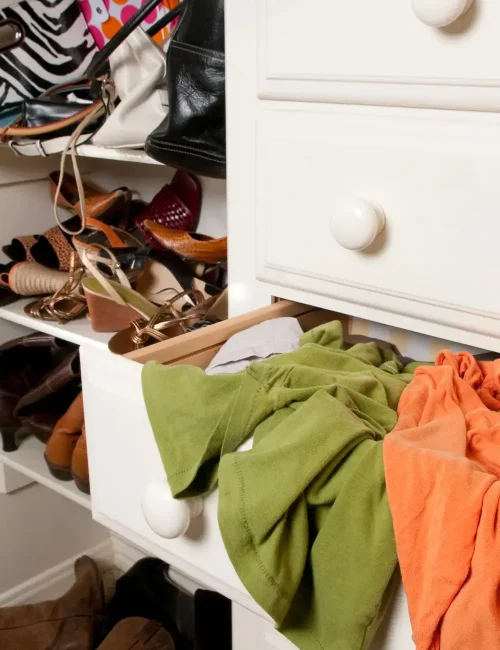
[384,351,500,650]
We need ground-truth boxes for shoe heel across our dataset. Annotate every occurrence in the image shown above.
[0,427,25,452]
[84,288,143,333]
[44,455,73,481]
[72,472,91,495]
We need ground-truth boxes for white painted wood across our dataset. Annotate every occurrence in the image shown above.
[0,484,109,597]
[80,347,250,602]
[257,0,500,111]
[253,103,500,348]
[0,437,91,509]
[232,597,415,650]
[0,463,33,494]
[0,301,112,349]
[0,540,114,606]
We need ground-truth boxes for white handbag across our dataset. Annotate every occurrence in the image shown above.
[92,27,168,150]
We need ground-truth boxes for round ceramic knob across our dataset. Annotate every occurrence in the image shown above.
[411,0,473,26]
[142,481,203,539]
[330,198,386,251]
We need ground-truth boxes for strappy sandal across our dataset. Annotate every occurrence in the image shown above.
[80,247,201,333]
[108,288,228,355]
[72,217,142,256]
[24,254,87,324]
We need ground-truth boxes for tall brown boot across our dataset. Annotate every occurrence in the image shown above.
[72,423,90,495]
[0,556,104,650]
[97,618,175,650]
[45,392,84,481]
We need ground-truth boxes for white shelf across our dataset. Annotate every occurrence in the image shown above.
[0,437,90,509]
[77,144,162,166]
[0,299,112,349]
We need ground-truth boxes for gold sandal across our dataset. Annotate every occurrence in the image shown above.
[108,288,228,355]
[24,253,87,324]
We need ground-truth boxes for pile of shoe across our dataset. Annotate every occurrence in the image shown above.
[0,556,231,650]
[1,169,227,354]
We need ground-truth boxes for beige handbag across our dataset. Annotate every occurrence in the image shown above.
[92,28,168,150]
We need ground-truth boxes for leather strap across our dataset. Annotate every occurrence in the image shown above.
[88,2,183,79]
[1,100,103,138]
[8,132,94,157]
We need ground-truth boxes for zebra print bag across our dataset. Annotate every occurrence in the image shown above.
[0,0,97,108]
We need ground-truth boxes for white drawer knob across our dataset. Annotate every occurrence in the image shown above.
[330,199,386,251]
[142,481,203,539]
[411,0,473,26]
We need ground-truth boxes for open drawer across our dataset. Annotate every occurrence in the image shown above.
[81,298,415,647]
[80,301,340,600]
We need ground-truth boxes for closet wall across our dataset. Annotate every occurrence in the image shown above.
[0,485,108,601]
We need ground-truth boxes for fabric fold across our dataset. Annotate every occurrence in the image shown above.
[143,320,417,650]
[384,351,500,650]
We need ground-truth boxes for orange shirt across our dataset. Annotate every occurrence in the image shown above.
[384,352,500,649]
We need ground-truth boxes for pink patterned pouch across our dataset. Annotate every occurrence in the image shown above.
[79,0,179,50]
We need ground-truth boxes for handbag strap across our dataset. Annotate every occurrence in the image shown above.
[88,2,183,79]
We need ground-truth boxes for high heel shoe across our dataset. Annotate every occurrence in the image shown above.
[80,247,200,333]
[134,170,202,247]
[49,171,132,225]
[3,173,132,270]
[108,288,228,355]
[143,221,227,262]
[24,253,87,324]
[0,261,70,297]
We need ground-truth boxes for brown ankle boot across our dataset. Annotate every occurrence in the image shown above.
[97,618,175,650]
[45,392,84,481]
[72,423,90,494]
[0,556,104,650]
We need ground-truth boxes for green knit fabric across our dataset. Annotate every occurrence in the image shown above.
[142,321,416,650]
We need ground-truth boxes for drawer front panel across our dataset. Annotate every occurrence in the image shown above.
[258,0,500,110]
[256,104,500,345]
[81,348,243,594]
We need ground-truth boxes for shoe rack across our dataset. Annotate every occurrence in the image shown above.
[0,143,227,600]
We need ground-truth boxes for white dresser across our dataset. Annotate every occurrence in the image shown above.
[226,0,500,352]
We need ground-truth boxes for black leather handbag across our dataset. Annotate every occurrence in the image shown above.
[89,0,226,179]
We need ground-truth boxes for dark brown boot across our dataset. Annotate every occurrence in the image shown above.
[0,556,104,650]
[97,618,175,650]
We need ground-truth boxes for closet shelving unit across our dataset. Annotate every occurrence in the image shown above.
[0,143,222,511]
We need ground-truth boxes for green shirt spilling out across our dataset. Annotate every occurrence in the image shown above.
[142,321,416,650]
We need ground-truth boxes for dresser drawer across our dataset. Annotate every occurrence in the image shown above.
[258,0,500,111]
[80,302,339,602]
[255,103,500,350]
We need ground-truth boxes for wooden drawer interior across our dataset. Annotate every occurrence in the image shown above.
[126,301,345,368]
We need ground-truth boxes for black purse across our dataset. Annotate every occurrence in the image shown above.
[89,0,226,179]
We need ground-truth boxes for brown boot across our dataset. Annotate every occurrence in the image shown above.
[45,392,84,481]
[72,423,90,494]
[0,556,104,650]
[97,618,175,650]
